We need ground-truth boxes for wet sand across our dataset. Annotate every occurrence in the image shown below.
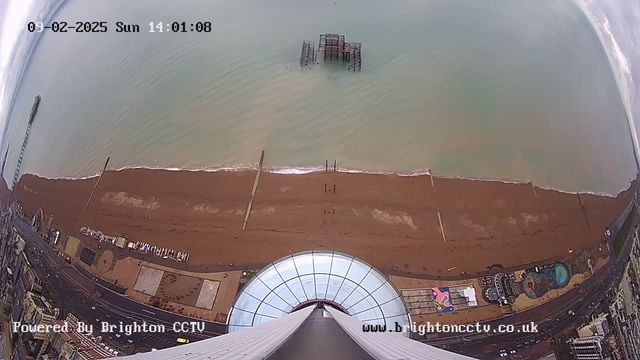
[12,169,636,275]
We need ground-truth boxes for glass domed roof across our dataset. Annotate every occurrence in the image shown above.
[227,251,410,337]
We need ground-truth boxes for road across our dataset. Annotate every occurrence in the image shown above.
[13,217,226,354]
[8,197,638,358]
[421,219,637,359]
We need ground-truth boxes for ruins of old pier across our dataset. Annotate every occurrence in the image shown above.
[300,33,362,71]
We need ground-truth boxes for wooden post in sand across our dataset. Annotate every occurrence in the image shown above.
[243,150,265,230]
[326,160,328,171]
[333,160,336,172]
[437,211,447,242]
[531,182,539,199]
[83,157,110,212]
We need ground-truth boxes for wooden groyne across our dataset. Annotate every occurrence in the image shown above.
[83,157,110,212]
[243,150,265,230]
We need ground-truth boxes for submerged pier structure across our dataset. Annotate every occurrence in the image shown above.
[12,95,40,189]
[300,33,362,71]
[299,40,316,67]
[348,42,362,71]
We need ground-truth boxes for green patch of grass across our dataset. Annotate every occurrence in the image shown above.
[242,271,257,280]
[614,203,637,258]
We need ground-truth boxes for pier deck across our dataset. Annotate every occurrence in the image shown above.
[299,40,315,67]
[348,42,362,71]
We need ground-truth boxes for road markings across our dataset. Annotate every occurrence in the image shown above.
[142,309,156,315]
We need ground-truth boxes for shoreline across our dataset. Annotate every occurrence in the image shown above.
[20,164,624,198]
[12,167,637,275]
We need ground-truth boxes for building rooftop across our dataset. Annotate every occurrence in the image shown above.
[110,305,472,360]
[227,251,410,336]
[52,319,113,359]
[62,329,113,359]
[28,292,53,316]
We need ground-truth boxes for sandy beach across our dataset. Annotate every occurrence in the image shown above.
[12,169,636,275]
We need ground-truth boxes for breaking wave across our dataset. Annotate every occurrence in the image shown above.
[23,164,620,197]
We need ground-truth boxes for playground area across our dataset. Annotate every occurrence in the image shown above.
[522,263,571,299]
[402,285,479,315]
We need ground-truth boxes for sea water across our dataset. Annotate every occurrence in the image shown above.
[1,0,637,194]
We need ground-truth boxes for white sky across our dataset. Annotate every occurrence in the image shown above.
[0,0,35,121]
[0,0,35,68]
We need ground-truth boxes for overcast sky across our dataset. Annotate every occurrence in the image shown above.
[0,0,35,134]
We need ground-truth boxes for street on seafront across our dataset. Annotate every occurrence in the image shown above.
[12,215,225,354]
[5,194,639,358]
[418,206,638,359]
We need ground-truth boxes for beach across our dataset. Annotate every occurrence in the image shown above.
[12,169,636,275]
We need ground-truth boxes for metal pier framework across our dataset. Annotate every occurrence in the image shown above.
[300,40,316,67]
[301,33,362,71]
[12,95,40,189]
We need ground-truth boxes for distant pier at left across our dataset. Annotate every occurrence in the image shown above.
[12,95,40,189]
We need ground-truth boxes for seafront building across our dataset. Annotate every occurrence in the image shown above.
[46,314,114,360]
[12,291,58,359]
[110,305,475,360]
[607,229,640,359]
[0,211,113,360]
[564,227,640,360]
[113,251,473,359]
[576,313,609,338]
[227,251,411,335]
[1,174,639,358]
[567,336,606,360]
